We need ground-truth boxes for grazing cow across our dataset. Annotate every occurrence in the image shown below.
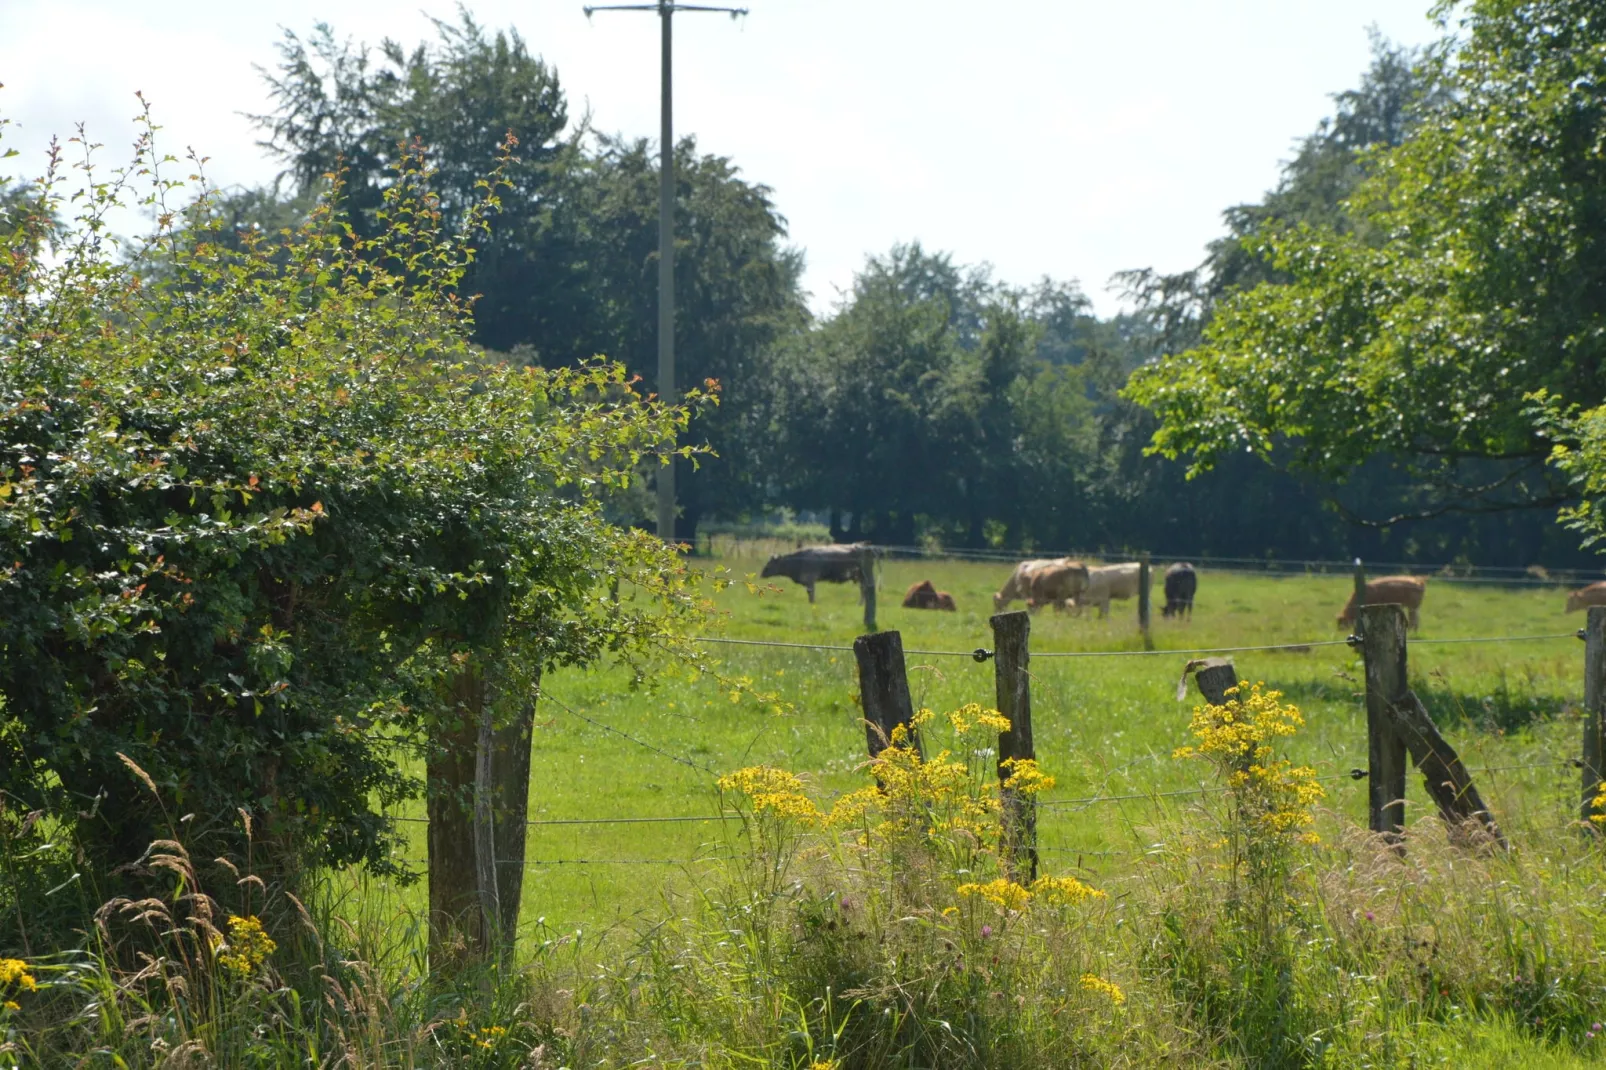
[903,579,958,611]
[1025,560,1091,612]
[1336,576,1427,630]
[1565,581,1606,613]
[1069,562,1143,619]
[761,543,868,603]
[993,558,1063,612]
[1162,562,1198,619]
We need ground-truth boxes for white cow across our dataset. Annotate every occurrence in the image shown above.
[1069,562,1143,619]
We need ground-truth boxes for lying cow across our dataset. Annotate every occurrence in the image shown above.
[1070,562,1143,619]
[1026,560,1090,612]
[1336,575,1427,630]
[903,579,957,611]
[993,558,1063,612]
[1162,562,1197,619]
[1566,581,1606,613]
[760,543,869,604]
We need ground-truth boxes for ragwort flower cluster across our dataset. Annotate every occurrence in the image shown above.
[1175,682,1324,868]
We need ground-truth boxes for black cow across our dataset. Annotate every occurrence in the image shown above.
[760,543,869,603]
[1162,562,1197,619]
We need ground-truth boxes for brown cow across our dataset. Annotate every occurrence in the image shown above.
[1566,581,1606,613]
[903,579,957,611]
[1336,575,1427,630]
[1026,560,1091,612]
[994,558,1062,612]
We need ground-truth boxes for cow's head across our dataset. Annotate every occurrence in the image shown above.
[760,556,782,578]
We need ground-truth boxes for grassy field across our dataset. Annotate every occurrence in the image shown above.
[378,547,1593,936]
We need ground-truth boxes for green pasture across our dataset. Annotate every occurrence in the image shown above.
[383,549,1595,936]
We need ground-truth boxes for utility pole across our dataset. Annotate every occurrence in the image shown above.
[584,2,748,545]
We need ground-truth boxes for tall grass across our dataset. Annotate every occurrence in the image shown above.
[8,690,1606,1067]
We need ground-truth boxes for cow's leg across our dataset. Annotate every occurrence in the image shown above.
[1408,605,1419,630]
[806,581,816,604]
[1099,599,1111,620]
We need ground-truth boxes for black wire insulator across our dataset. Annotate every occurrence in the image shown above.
[1349,768,1369,780]
[972,647,993,663]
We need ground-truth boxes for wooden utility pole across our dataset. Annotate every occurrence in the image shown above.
[583,1,749,545]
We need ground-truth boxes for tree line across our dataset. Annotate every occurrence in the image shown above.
[192,8,1606,567]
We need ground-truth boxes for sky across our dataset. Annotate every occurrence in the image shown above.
[0,0,1442,316]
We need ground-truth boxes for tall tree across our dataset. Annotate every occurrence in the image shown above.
[1126,0,1606,524]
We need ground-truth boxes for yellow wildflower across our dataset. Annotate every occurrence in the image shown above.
[717,766,822,825]
[1031,874,1106,906]
[0,959,36,994]
[1079,973,1126,1005]
[216,915,277,978]
[1001,757,1056,795]
[1591,788,1606,825]
[825,787,882,828]
[957,879,1032,912]
[948,703,1011,736]
[809,1061,840,1070]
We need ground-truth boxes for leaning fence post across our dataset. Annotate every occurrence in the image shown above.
[854,630,916,759]
[1353,558,1366,622]
[1583,606,1606,828]
[858,546,878,633]
[1138,552,1153,650]
[991,610,1036,882]
[1360,604,1409,841]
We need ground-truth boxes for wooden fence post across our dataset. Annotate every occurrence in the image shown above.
[1360,604,1409,840]
[1138,552,1153,650]
[858,546,877,633]
[991,610,1036,882]
[1193,657,1238,707]
[854,630,917,758]
[1352,558,1366,628]
[1584,606,1606,827]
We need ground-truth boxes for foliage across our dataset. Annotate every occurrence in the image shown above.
[0,103,699,902]
[249,13,807,537]
[1126,0,1606,524]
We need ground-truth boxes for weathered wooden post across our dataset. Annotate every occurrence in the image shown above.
[991,610,1036,882]
[1138,552,1153,650]
[854,630,917,758]
[1352,558,1366,626]
[1583,606,1606,828]
[858,545,877,634]
[1360,604,1409,840]
[1193,657,1238,707]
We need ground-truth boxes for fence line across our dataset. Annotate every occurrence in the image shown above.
[692,632,1581,661]
[864,543,1602,583]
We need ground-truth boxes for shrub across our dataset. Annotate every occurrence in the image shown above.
[0,103,701,919]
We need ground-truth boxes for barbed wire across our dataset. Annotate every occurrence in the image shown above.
[538,689,715,775]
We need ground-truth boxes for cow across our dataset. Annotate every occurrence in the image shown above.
[903,579,958,611]
[1162,562,1198,619]
[760,543,869,604]
[1069,562,1143,619]
[993,558,1064,612]
[1565,581,1606,613]
[1336,575,1427,630]
[1025,560,1091,612]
